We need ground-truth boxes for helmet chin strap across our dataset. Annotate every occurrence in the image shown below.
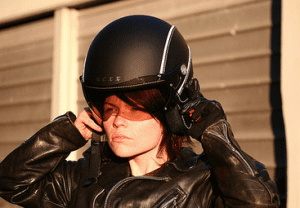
[84,131,106,186]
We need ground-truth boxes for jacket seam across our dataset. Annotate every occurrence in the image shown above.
[257,176,280,207]
[104,176,170,208]
[37,193,67,208]
[12,190,67,208]
[205,121,255,177]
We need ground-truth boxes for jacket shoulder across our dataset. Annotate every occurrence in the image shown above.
[169,147,210,172]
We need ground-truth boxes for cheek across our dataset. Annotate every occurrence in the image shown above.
[135,119,164,143]
[102,120,112,134]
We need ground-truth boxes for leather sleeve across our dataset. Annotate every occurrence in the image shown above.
[201,120,280,208]
[0,112,87,207]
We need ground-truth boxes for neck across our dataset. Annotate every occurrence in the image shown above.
[129,148,169,176]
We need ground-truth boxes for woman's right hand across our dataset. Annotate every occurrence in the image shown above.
[74,108,103,140]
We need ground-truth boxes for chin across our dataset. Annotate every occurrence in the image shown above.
[109,144,134,158]
[113,150,136,158]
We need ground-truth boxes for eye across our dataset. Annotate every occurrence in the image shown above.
[103,104,118,115]
[104,107,117,113]
[102,106,118,121]
[130,107,146,113]
[129,107,152,119]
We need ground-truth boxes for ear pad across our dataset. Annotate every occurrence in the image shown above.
[165,105,192,135]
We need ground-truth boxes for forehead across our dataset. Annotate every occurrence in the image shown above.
[104,95,120,103]
[102,94,154,121]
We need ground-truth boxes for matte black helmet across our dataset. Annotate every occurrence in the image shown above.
[80,15,193,113]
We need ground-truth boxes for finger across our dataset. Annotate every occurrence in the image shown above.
[83,125,94,140]
[89,110,103,130]
[74,110,103,140]
[181,97,203,114]
[82,109,102,132]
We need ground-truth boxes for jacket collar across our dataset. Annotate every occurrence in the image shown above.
[83,142,202,187]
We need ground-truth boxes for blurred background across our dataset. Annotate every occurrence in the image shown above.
[0,0,298,207]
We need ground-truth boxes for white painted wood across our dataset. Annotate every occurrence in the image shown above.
[52,8,78,119]
[281,0,300,207]
[52,8,79,161]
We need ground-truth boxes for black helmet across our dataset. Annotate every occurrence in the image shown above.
[81,15,194,132]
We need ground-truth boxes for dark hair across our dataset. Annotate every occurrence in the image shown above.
[117,87,191,160]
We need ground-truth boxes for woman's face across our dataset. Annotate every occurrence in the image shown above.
[102,95,164,158]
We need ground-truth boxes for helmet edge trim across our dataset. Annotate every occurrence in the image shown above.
[159,25,176,75]
[81,79,165,90]
[177,46,192,96]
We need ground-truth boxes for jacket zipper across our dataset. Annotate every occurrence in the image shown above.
[161,196,178,208]
[92,189,104,208]
[209,122,255,177]
[101,176,170,208]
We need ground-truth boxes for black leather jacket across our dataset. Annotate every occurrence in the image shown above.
[0,112,280,207]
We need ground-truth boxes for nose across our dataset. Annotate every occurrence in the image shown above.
[112,114,127,128]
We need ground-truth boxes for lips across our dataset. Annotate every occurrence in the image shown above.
[112,134,130,143]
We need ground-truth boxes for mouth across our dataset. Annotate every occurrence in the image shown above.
[111,134,130,143]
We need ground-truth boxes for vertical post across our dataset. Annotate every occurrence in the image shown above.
[281,0,300,207]
[52,8,79,160]
[52,7,78,118]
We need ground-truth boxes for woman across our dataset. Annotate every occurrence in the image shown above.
[0,15,279,207]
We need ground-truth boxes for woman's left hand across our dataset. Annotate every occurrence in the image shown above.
[183,99,226,140]
[180,78,226,140]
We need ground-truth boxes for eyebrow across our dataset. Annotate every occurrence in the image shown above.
[103,102,117,107]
